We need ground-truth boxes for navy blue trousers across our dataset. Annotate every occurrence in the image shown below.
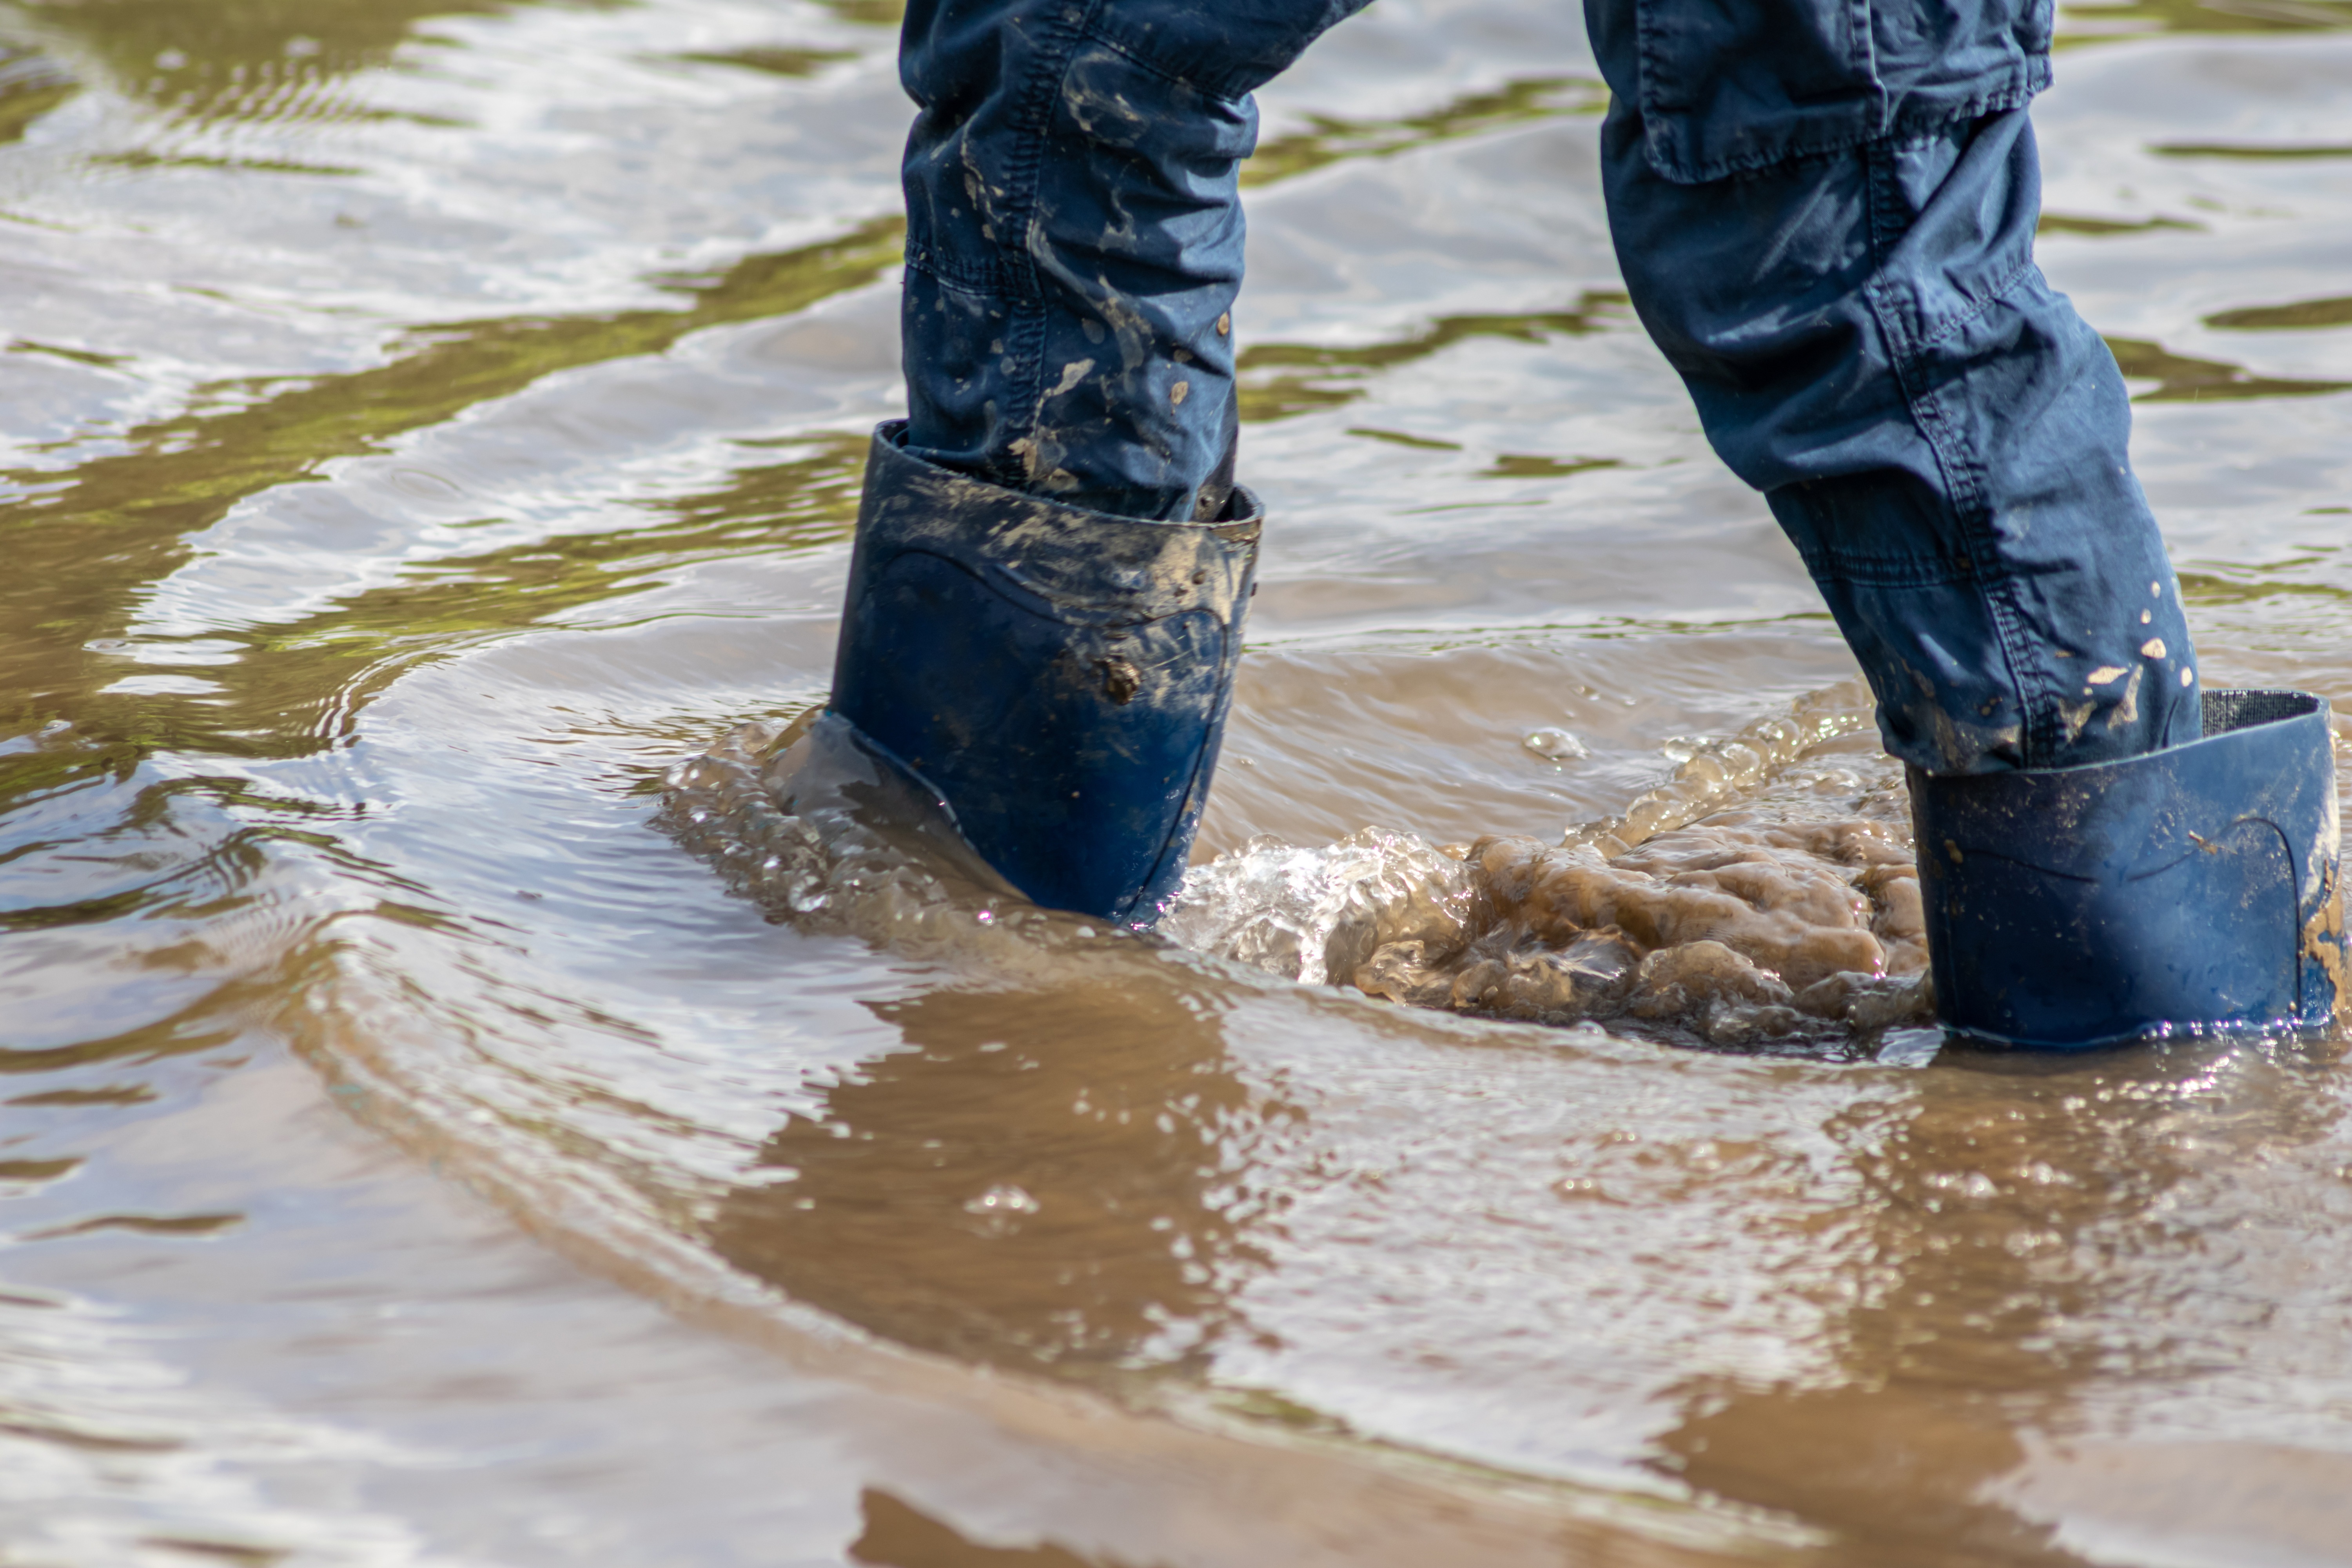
[894,0,2201,774]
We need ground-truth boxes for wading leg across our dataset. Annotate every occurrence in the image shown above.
[1582,0,2343,1044]
[829,0,1365,922]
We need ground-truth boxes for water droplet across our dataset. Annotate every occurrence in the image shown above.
[963,1183,1039,1216]
[1523,727,1590,761]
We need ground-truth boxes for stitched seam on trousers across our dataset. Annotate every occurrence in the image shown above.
[1911,369,2053,763]
[1862,132,1899,265]
[1649,78,2042,184]
[988,0,1103,468]
[1098,0,1367,101]
[1080,15,1245,101]
[1000,297,1052,491]
[899,256,1048,492]
[1846,0,1886,140]
[1001,0,1102,293]
[904,241,1022,296]
[906,12,1093,307]
[1860,140,2047,766]
[1945,253,2075,763]
[1074,25,1202,94]
[1916,250,2038,354]
[1795,544,1975,587]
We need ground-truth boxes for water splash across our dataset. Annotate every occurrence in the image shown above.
[1157,826,1481,987]
[1165,684,1934,1049]
[658,709,1022,951]
[662,687,1934,1049]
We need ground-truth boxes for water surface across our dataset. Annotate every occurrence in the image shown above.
[4,1,2352,1563]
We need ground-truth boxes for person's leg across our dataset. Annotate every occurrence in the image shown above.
[1583,0,2200,775]
[1581,0,2350,1046]
[830,0,1365,924]
[899,0,1364,522]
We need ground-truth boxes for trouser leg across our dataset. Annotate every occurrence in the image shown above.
[1570,0,2350,1048]
[830,0,1367,922]
[1583,0,2200,775]
[898,0,1365,522]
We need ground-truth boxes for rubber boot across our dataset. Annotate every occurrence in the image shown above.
[1911,689,2348,1049]
[828,421,1261,926]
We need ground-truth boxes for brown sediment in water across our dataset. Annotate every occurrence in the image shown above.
[666,687,1936,1050]
[12,0,2352,1559]
[1334,818,1932,1047]
[1165,681,1933,1047]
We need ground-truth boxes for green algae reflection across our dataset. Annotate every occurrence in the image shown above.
[1238,294,1633,423]
[201,430,871,756]
[2151,141,2352,160]
[1241,75,1605,188]
[666,46,858,79]
[2207,296,2352,332]
[13,0,610,125]
[0,44,78,143]
[2058,0,2352,45]
[2104,337,2352,401]
[2037,212,2202,238]
[0,218,902,756]
[1481,453,1622,480]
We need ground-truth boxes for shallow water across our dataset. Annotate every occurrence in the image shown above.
[4,0,2352,1563]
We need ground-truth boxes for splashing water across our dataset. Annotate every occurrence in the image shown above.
[666,684,1935,1051]
[1165,682,1932,1048]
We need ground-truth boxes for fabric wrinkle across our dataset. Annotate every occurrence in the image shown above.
[898,0,2198,777]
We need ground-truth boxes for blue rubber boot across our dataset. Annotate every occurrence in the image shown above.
[1911,689,2348,1049]
[828,421,1261,926]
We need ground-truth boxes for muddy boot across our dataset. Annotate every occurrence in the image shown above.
[1910,689,2347,1049]
[827,421,1261,926]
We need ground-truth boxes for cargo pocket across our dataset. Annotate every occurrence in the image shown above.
[1632,0,2053,183]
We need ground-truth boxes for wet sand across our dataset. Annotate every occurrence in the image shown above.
[4,0,2352,1563]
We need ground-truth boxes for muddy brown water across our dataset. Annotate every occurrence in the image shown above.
[4,1,2352,1564]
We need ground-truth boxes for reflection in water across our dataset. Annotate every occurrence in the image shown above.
[4,0,2352,1555]
[19,0,534,123]
[2206,294,2352,330]
[1480,452,1622,479]
[1237,296,1632,423]
[2149,140,2352,159]
[2177,550,2352,609]
[2036,213,2201,237]
[2103,336,2352,402]
[704,979,1276,1379]
[654,431,871,543]
[2058,0,2352,45]
[851,1490,1127,1568]
[1659,1039,2348,1567]
[0,223,898,748]
[1241,75,1605,187]
[671,45,860,79]
[812,0,907,25]
[0,42,76,142]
